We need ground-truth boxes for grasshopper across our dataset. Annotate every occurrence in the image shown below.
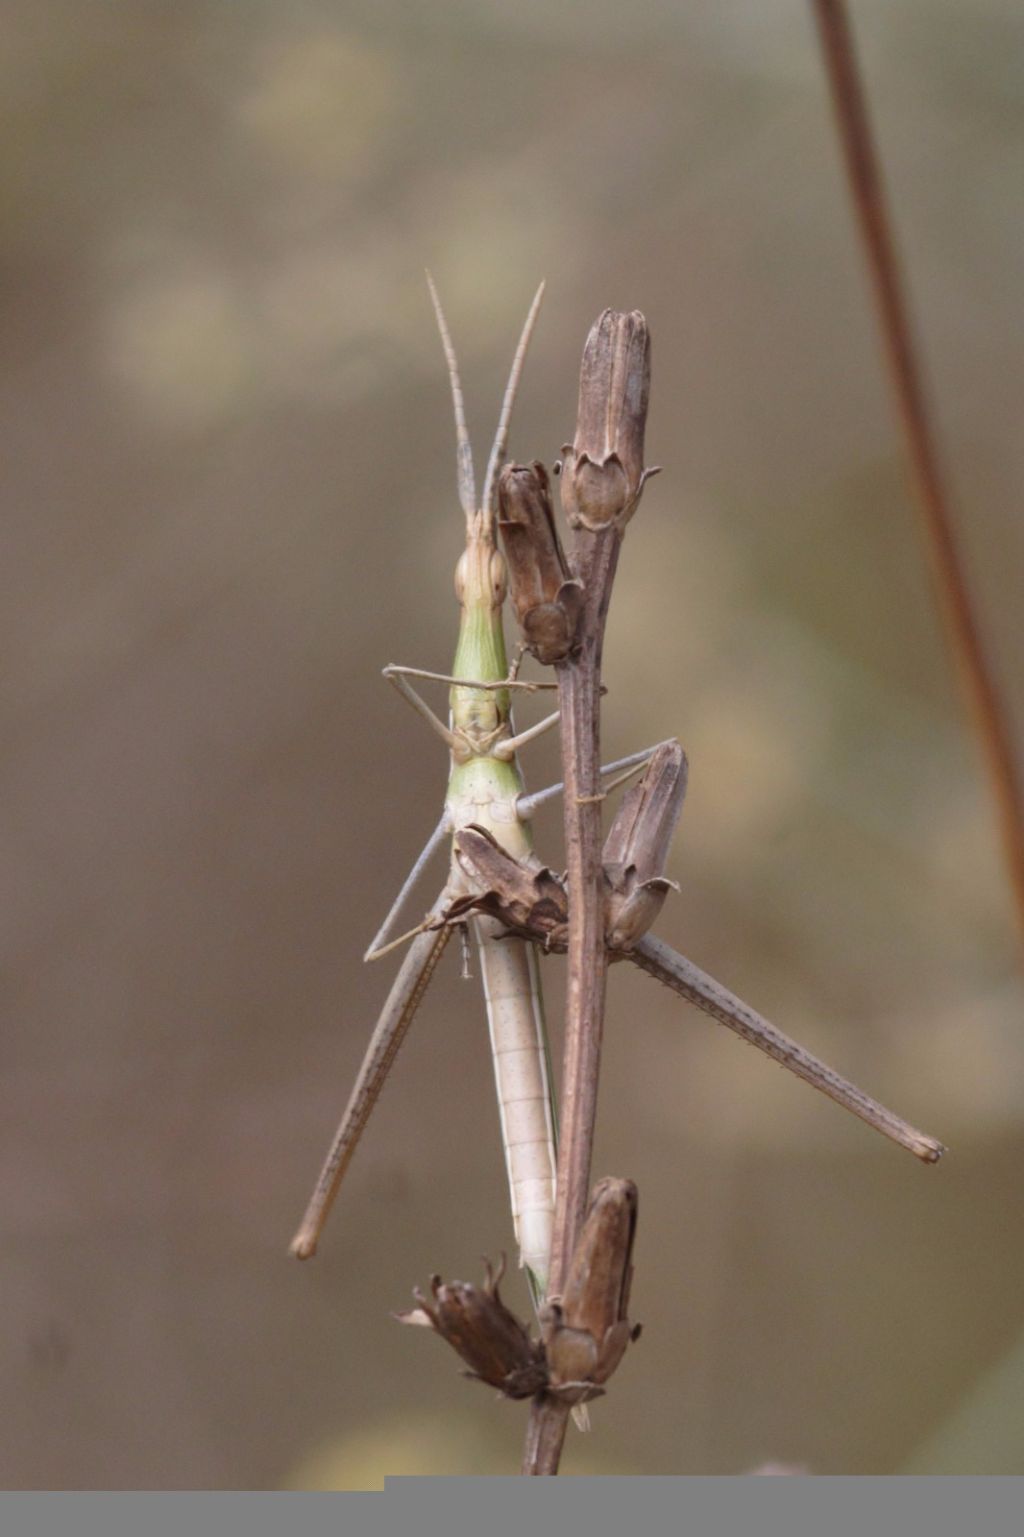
[290,281,657,1302]
[291,284,944,1302]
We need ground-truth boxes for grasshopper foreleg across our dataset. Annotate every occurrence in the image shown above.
[495,710,561,761]
[382,668,461,750]
[383,663,558,695]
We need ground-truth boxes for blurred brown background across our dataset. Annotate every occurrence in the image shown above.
[4,0,1024,1487]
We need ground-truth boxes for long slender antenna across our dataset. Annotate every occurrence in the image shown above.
[482,281,546,520]
[426,271,476,522]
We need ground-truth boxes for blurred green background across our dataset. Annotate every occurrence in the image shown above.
[5,0,1024,1487]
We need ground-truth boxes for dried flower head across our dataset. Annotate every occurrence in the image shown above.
[603,741,687,950]
[447,825,569,950]
[396,1254,548,1400]
[560,310,655,534]
[542,1177,641,1405]
[497,461,583,665]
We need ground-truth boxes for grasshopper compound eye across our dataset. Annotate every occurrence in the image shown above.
[488,547,508,606]
[453,548,468,603]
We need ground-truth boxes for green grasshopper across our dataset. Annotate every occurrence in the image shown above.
[291,284,944,1301]
[290,281,656,1302]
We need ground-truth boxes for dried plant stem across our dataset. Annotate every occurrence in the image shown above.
[521,529,622,1475]
[812,0,1024,944]
[518,308,651,1475]
[549,533,622,1284]
[521,1395,571,1475]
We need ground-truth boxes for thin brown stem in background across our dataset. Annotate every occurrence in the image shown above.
[811,0,1024,945]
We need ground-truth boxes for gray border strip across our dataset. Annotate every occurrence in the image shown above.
[1,1479,1021,1537]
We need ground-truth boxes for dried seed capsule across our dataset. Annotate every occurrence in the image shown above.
[603,741,687,950]
[396,1254,548,1400]
[560,310,655,533]
[542,1177,641,1405]
[497,462,582,665]
[447,825,569,952]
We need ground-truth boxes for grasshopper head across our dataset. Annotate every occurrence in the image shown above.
[454,538,507,610]
[427,276,545,750]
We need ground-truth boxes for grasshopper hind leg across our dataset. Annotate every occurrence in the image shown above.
[292,892,453,1259]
